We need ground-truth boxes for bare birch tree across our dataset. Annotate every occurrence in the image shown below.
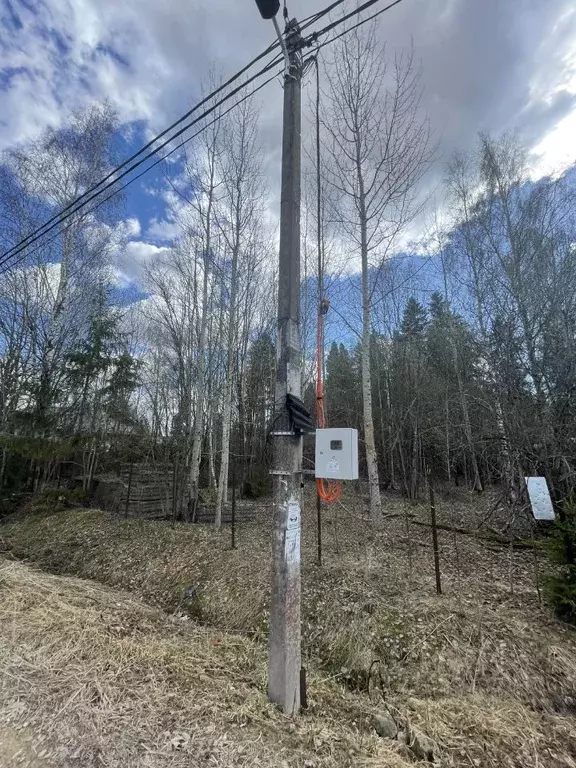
[3,104,120,432]
[214,97,265,528]
[323,23,432,522]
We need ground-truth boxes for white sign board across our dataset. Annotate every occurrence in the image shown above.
[286,498,300,531]
[525,477,555,521]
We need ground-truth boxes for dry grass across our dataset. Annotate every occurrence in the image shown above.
[0,558,408,767]
[2,488,576,766]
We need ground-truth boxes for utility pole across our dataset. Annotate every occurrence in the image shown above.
[253,0,304,717]
[267,14,304,716]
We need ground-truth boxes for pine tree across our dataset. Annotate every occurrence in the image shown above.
[389,299,429,498]
[325,342,361,430]
[545,499,576,624]
[400,297,428,338]
[66,288,120,434]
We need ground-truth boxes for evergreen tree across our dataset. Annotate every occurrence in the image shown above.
[400,297,428,338]
[104,352,142,432]
[324,342,361,430]
[546,499,576,624]
[388,299,429,497]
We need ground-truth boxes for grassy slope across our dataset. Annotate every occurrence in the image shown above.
[3,490,576,766]
[0,558,399,768]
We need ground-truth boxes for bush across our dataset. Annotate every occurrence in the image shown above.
[0,493,25,520]
[198,487,216,505]
[243,468,271,499]
[545,499,576,624]
[35,488,89,511]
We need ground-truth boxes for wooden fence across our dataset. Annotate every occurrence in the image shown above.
[92,463,267,525]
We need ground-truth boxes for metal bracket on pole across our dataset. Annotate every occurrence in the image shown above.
[272,15,291,74]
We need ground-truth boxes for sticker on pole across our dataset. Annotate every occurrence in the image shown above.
[525,477,555,521]
[286,498,300,530]
[284,497,300,568]
[285,526,300,567]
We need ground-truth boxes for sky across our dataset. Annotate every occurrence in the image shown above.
[1,0,576,288]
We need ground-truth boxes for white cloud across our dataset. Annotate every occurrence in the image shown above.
[1,0,576,264]
[116,239,172,284]
[0,0,280,150]
[122,217,141,238]
[146,217,181,243]
[529,32,576,176]
[125,240,170,263]
[1,0,574,162]
[532,110,576,177]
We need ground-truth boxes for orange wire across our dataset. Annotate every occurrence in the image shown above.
[316,307,342,503]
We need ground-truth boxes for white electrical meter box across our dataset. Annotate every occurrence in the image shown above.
[315,428,359,480]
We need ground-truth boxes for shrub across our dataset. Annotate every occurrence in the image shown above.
[35,488,89,511]
[545,499,576,624]
[243,468,270,499]
[198,487,216,505]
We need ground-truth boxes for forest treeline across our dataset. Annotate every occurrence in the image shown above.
[0,22,575,525]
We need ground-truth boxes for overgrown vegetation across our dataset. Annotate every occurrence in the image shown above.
[3,491,576,766]
[545,499,576,624]
[0,558,399,768]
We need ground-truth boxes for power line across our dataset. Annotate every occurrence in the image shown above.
[0,51,284,271]
[308,0,406,50]
[0,0,407,274]
[299,0,348,31]
[0,41,283,266]
[0,69,283,276]
[311,0,404,40]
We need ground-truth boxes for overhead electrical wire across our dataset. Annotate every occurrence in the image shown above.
[311,53,341,504]
[0,51,284,271]
[309,0,406,52]
[0,45,282,267]
[299,0,348,31]
[0,70,283,276]
[0,0,407,275]
[307,0,404,40]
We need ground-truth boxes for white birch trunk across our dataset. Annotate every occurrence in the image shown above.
[360,204,382,522]
[215,244,239,528]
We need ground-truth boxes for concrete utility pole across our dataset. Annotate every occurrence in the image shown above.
[268,17,304,716]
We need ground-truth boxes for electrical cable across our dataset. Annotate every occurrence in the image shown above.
[307,0,406,51]
[299,0,348,32]
[316,306,342,503]
[313,54,341,505]
[0,68,283,276]
[0,0,405,274]
[0,51,284,272]
[0,42,282,267]
[310,0,404,39]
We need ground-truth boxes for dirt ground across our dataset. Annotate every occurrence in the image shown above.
[2,487,576,766]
